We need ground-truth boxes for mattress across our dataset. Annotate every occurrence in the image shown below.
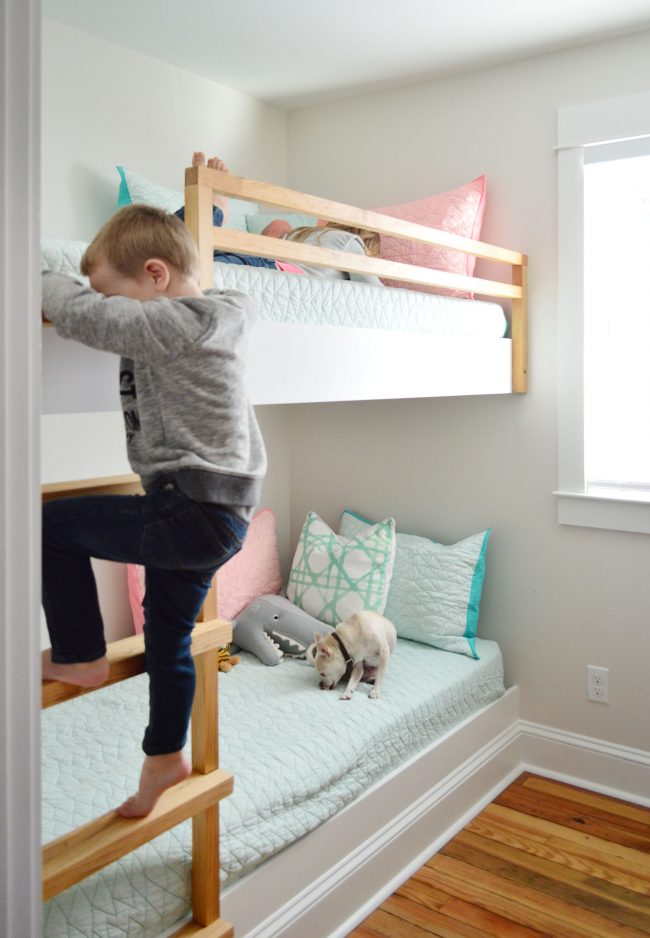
[40,240,507,338]
[42,637,504,937]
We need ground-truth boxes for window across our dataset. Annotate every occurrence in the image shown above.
[556,91,650,534]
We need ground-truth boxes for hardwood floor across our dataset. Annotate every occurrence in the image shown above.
[347,772,650,937]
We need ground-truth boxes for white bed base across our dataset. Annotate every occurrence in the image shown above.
[248,322,512,404]
[162,686,520,938]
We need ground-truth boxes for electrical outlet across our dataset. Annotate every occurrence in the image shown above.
[587,665,610,703]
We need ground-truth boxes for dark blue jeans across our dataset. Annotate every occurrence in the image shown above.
[174,205,277,268]
[42,481,248,755]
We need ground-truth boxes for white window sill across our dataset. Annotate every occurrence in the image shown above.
[554,490,650,534]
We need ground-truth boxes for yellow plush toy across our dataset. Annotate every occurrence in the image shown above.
[218,644,241,673]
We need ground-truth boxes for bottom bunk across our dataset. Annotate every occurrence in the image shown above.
[42,637,515,938]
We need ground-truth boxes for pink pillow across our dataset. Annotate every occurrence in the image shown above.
[215,508,282,619]
[126,508,282,632]
[127,563,146,634]
[374,176,486,297]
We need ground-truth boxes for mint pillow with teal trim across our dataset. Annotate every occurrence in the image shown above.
[246,212,317,235]
[286,511,396,626]
[339,510,490,658]
[116,166,255,230]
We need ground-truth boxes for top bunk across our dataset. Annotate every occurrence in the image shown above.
[183,165,528,403]
[41,167,527,405]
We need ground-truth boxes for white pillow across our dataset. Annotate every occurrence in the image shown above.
[286,511,396,626]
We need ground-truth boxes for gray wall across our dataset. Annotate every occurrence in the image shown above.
[285,31,650,751]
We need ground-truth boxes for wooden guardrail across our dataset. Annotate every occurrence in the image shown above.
[184,165,528,393]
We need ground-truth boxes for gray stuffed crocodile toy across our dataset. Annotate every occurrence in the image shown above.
[231,594,334,666]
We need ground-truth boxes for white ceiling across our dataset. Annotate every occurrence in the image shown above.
[42,0,650,110]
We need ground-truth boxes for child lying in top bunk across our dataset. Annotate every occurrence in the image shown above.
[180,152,381,284]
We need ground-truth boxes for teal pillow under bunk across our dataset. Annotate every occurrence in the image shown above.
[338,510,490,658]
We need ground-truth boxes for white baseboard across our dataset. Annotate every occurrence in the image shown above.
[518,719,650,808]
[225,694,650,938]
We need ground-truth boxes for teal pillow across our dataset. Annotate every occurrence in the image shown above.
[116,166,254,231]
[286,511,396,627]
[117,166,183,213]
[246,212,317,235]
[339,510,490,658]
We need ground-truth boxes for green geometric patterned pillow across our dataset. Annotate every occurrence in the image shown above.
[286,511,396,626]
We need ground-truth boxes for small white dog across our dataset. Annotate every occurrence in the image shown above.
[308,611,397,700]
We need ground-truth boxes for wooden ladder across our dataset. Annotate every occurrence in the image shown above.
[42,476,232,937]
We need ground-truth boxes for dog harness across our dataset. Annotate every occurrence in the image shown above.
[332,632,353,665]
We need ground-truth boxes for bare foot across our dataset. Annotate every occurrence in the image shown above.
[41,648,109,687]
[206,155,228,173]
[117,751,191,818]
[191,152,229,173]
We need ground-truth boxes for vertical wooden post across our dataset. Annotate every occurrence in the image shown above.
[197,581,218,623]
[191,647,221,925]
[511,256,528,393]
[185,165,219,625]
[184,168,215,290]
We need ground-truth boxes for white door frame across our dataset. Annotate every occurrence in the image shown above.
[0,0,42,933]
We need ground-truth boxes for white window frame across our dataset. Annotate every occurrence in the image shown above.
[555,90,650,534]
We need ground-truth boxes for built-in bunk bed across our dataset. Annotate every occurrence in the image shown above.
[183,165,527,402]
[41,168,526,938]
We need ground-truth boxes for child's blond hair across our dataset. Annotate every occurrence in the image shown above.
[81,204,199,278]
[288,222,380,258]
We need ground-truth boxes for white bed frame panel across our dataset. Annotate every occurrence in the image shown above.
[248,322,512,404]
[217,687,521,938]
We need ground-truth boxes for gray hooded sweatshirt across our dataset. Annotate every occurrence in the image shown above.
[42,271,266,517]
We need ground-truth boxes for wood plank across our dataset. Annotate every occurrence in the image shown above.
[382,893,494,936]
[42,619,232,709]
[184,179,217,290]
[43,769,233,900]
[353,928,391,938]
[191,647,222,925]
[521,776,650,827]
[438,897,546,937]
[494,784,650,853]
[441,831,650,931]
[41,473,142,501]
[210,228,522,301]
[170,919,233,937]
[350,775,650,938]
[477,803,650,882]
[397,878,451,911]
[465,812,650,895]
[510,257,528,393]
[185,165,525,266]
[363,907,439,937]
[423,855,644,938]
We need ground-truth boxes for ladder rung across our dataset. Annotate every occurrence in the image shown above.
[42,619,232,709]
[171,919,234,937]
[41,474,143,501]
[43,768,233,900]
